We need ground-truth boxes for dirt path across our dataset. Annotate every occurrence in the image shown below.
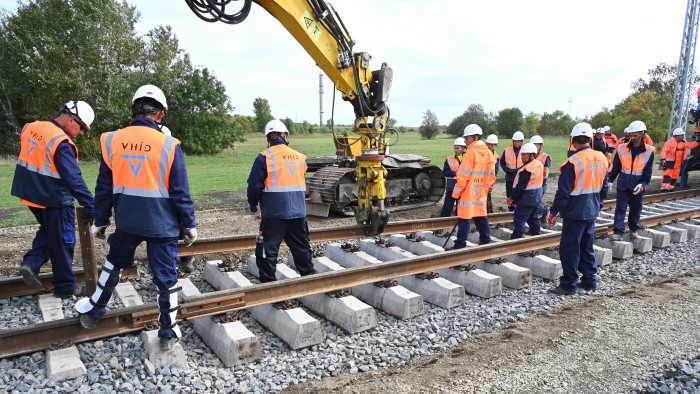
[285,271,700,393]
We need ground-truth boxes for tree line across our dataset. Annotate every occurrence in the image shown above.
[419,63,697,143]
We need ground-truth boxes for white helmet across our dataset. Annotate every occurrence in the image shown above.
[485,134,499,144]
[624,127,629,133]
[264,119,289,135]
[627,120,647,133]
[520,142,538,154]
[571,122,593,137]
[160,125,172,136]
[453,137,467,147]
[530,135,544,144]
[512,131,524,140]
[595,128,603,134]
[463,124,483,136]
[63,100,95,129]
[603,126,611,132]
[673,127,686,136]
[132,84,168,110]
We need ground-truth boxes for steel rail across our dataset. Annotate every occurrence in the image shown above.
[2,206,700,359]
[178,188,700,256]
[0,266,138,299]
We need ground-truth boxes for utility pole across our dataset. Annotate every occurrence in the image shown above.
[668,0,700,140]
[319,73,324,129]
[568,97,573,115]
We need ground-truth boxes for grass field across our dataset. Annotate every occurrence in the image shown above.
[0,132,624,227]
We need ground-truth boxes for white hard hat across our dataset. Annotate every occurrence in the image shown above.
[530,135,544,144]
[160,125,172,136]
[624,127,629,133]
[627,120,647,133]
[571,122,593,137]
[132,84,168,110]
[673,127,686,136]
[520,142,538,154]
[512,131,524,140]
[453,137,466,147]
[486,134,499,144]
[463,124,483,136]
[63,100,95,129]
[594,128,603,134]
[603,126,611,132]
[264,119,289,135]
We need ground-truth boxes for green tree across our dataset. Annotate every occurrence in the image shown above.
[522,112,541,136]
[419,109,440,139]
[253,97,273,133]
[496,107,523,137]
[588,107,614,131]
[537,110,576,136]
[387,117,397,128]
[445,104,493,136]
[612,91,670,143]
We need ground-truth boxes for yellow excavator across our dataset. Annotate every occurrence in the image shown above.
[184,0,443,235]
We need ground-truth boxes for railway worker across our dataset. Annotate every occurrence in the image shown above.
[608,120,654,241]
[440,137,467,217]
[547,122,608,295]
[603,126,617,161]
[485,134,499,213]
[507,143,543,239]
[593,128,607,155]
[247,119,317,283]
[12,100,96,298]
[659,128,688,192]
[500,131,524,211]
[530,135,551,221]
[567,136,577,158]
[451,124,496,249]
[75,85,198,351]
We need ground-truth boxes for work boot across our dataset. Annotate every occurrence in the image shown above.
[54,286,86,299]
[79,314,99,329]
[18,265,42,288]
[548,286,576,295]
[160,337,180,351]
[609,233,622,241]
[629,231,638,240]
[576,282,597,291]
[178,257,195,273]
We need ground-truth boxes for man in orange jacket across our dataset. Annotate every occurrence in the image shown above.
[451,124,496,249]
[660,128,688,192]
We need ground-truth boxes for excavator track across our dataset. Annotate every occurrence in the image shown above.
[307,157,446,216]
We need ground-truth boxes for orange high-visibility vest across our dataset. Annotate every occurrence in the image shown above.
[260,144,307,192]
[503,146,522,171]
[452,141,496,219]
[513,159,544,190]
[15,121,77,208]
[560,149,607,197]
[616,142,653,176]
[102,126,178,198]
[661,138,687,164]
[604,134,617,150]
[535,152,550,167]
[445,155,461,180]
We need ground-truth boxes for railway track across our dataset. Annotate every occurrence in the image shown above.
[2,189,700,386]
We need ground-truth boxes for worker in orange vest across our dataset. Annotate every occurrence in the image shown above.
[660,128,688,192]
[500,131,524,211]
[547,122,608,295]
[608,120,654,241]
[451,124,496,249]
[507,143,544,239]
[12,100,96,298]
[247,119,317,283]
[530,135,551,221]
[603,125,617,159]
[440,137,467,217]
[485,134,499,213]
[76,85,198,351]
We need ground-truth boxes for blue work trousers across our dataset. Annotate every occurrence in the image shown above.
[537,182,549,217]
[511,205,541,239]
[613,188,644,235]
[559,219,597,291]
[22,206,77,295]
[256,217,316,283]
[505,177,515,211]
[88,229,180,338]
[454,216,491,249]
[440,187,457,217]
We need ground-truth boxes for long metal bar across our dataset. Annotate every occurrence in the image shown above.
[0,266,138,299]
[178,189,700,256]
[76,207,98,296]
[2,206,699,359]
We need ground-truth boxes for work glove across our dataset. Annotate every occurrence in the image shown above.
[488,185,493,192]
[183,227,198,247]
[506,197,514,206]
[659,159,665,168]
[633,184,645,195]
[250,205,258,214]
[80,210,94,226]
[91,224,107,239]
[547,214,557,227]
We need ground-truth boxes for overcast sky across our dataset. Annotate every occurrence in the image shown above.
[0,0,691,126]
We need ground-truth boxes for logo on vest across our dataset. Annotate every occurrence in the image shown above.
[121,154,149,177]
[284,162,299,176]
[27,138,39,155]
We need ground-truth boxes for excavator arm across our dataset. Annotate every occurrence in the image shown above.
[184,0,393,234]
